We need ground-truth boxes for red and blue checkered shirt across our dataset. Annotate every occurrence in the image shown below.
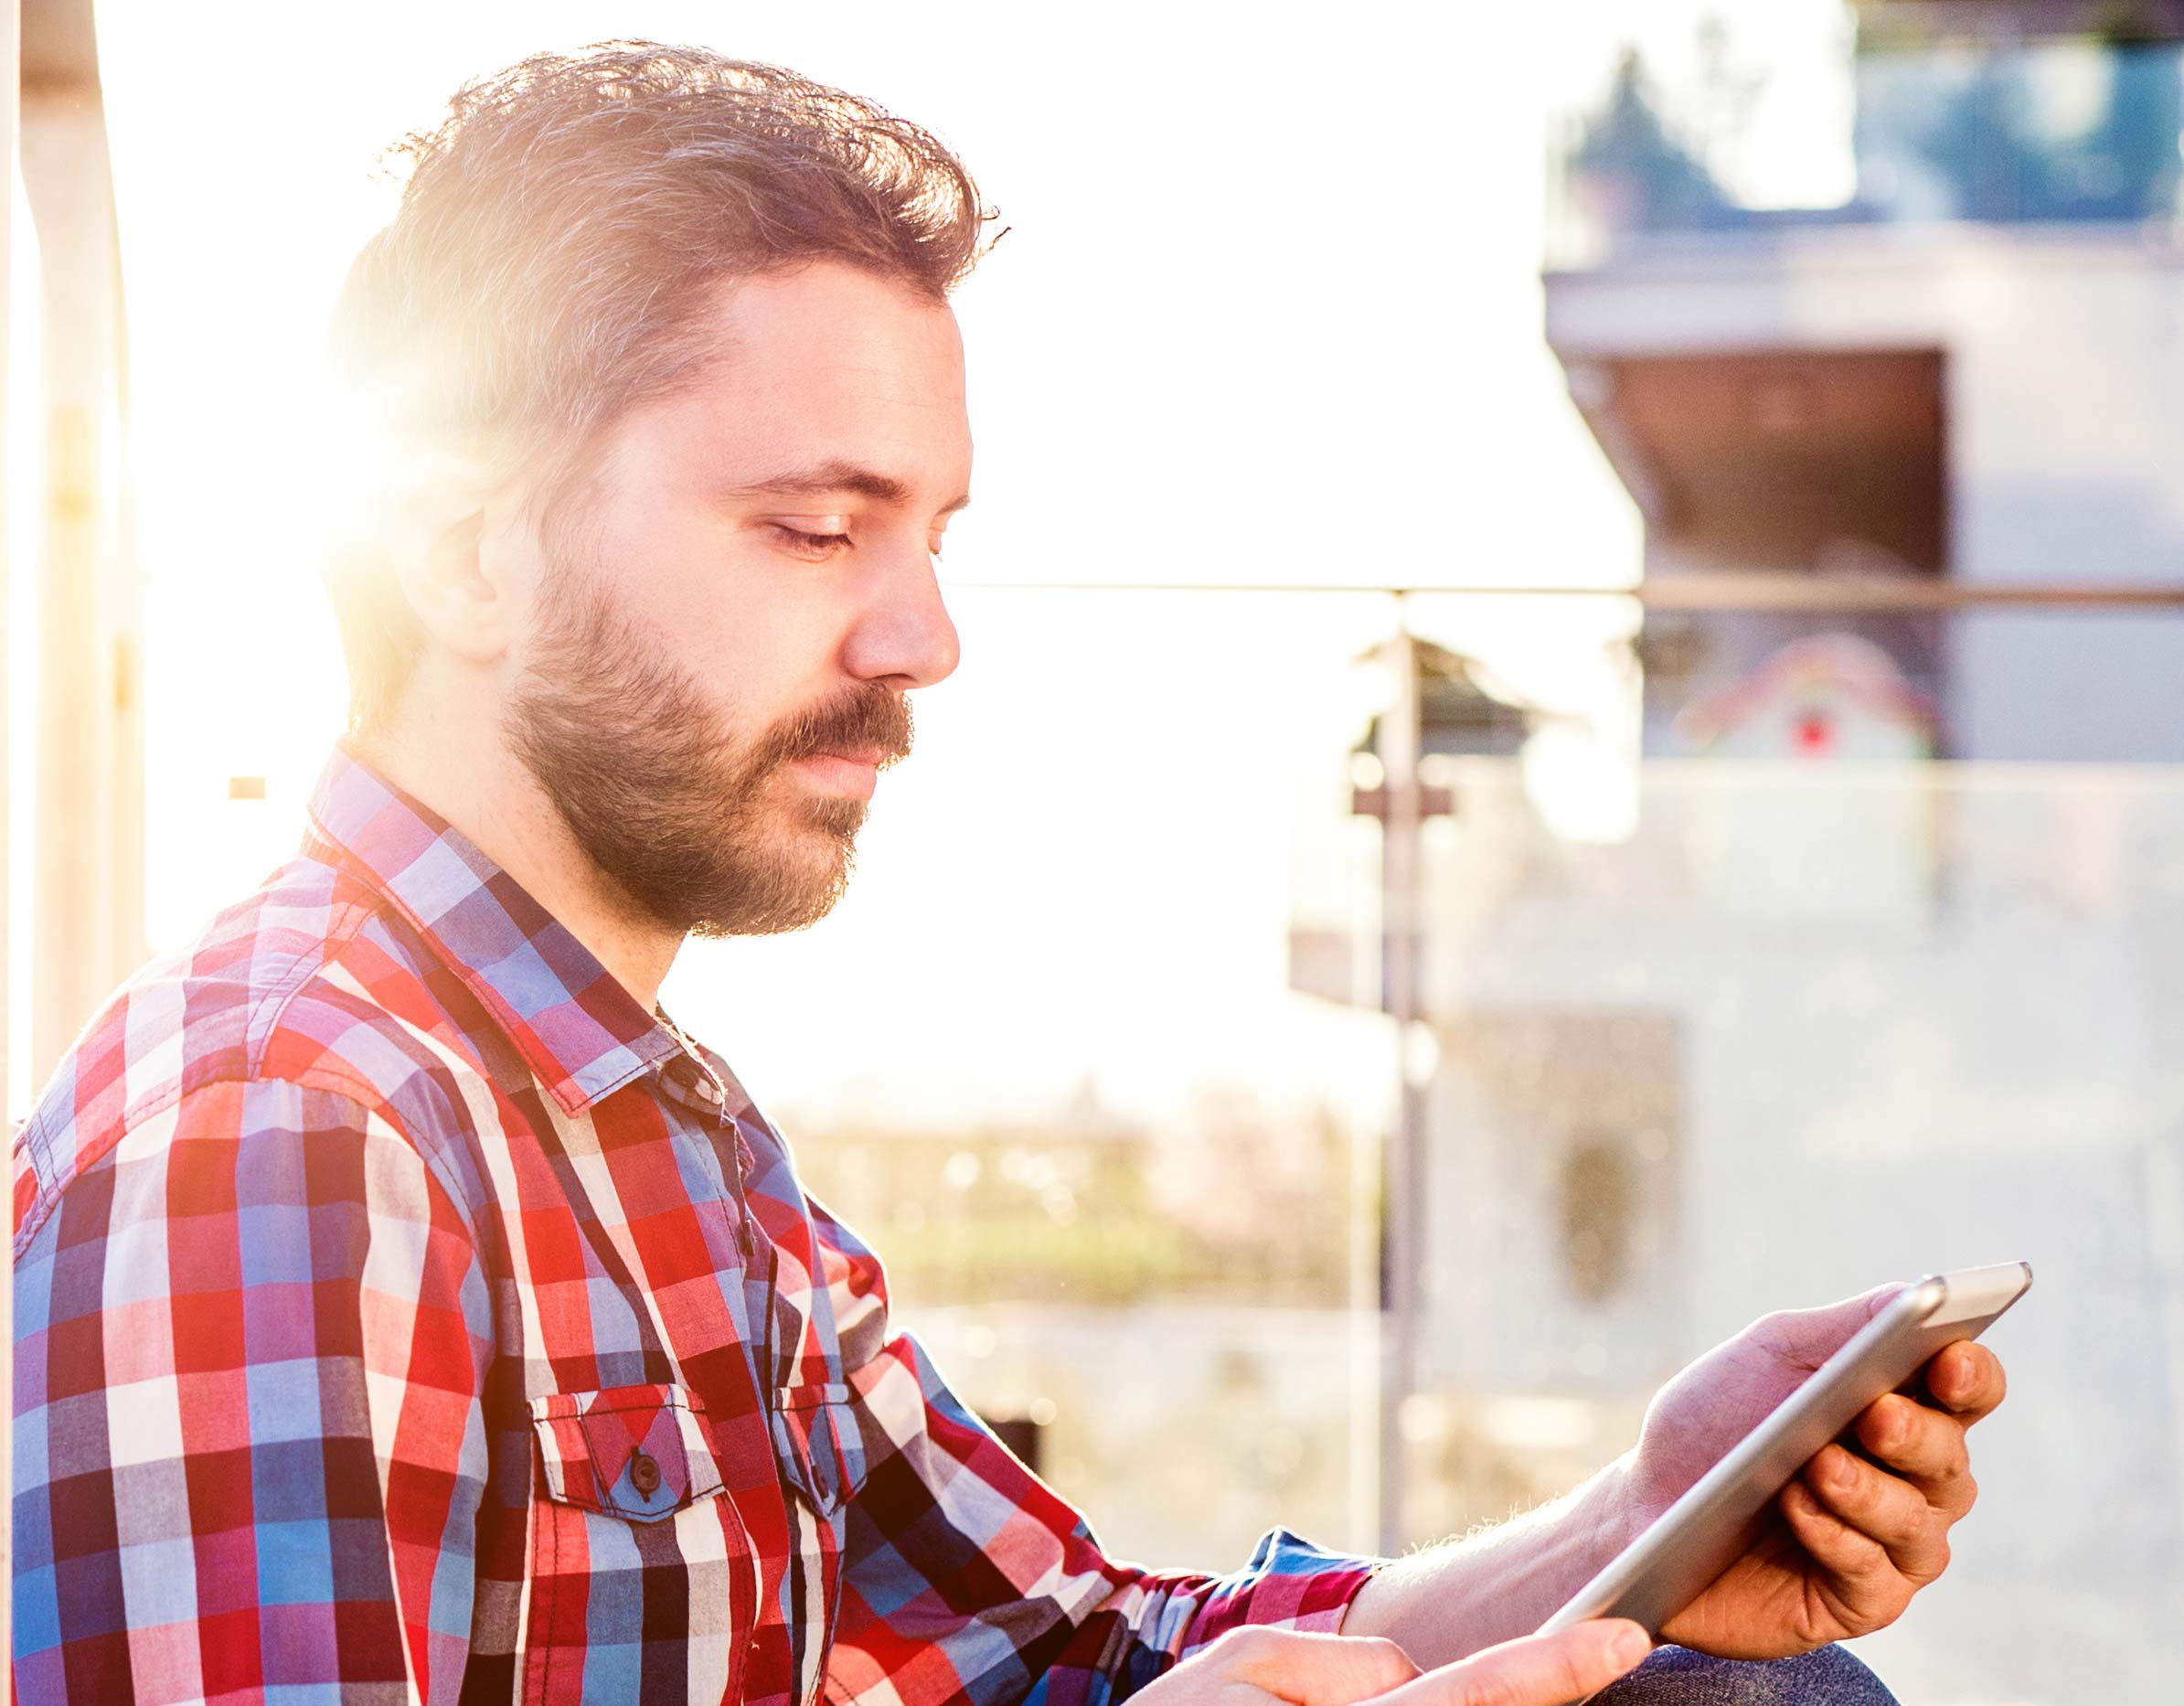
[13,748,1375,1705]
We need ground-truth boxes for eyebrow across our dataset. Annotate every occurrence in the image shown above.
[720,459,972,516]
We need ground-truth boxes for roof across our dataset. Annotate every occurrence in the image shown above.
[1678,633,1940,746]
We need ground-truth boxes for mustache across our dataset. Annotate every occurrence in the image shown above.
[752,685,915,773]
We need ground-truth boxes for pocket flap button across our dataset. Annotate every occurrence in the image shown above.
[631,1450,663,1498]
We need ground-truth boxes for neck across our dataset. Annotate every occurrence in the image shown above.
[350,698,684,1012]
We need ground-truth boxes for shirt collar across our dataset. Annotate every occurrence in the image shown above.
[303,744,683,1114]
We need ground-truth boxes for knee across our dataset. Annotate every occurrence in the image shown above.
[1593,1642,1899,1705]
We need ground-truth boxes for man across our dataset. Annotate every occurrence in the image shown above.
[13,44,2004,1706]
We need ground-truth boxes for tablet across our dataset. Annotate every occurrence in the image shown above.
[1538,1261,2033,1640]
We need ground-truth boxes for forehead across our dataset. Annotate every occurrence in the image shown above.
[613,261,971,497]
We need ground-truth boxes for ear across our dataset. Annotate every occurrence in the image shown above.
[388,452,515,664]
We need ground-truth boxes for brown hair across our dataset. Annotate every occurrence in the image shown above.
[325,41,992,730]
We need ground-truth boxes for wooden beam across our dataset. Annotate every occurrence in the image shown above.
[19,19,144,1093]
[2,0,18,1679]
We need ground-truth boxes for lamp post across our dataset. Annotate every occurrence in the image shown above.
[1355,618,1535,1554]
[1374,619,1423,1557]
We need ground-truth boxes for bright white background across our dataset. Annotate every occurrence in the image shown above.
[83,0,1850,1126]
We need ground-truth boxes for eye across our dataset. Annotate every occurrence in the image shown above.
[770,524,852,560]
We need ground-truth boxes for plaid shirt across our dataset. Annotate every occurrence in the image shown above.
[14,748,1375,1706]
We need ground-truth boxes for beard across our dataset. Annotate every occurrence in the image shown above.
[504,559,913,939]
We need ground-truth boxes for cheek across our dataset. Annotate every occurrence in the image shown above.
[588,496,855,707]
[692,581,857,700]
[682,601,865,752]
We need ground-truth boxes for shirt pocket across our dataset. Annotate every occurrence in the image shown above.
[772,1381,869,1695]
[773,1381,868,1519]
[524,1384,758,1706]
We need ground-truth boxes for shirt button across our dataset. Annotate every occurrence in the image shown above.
[630,1451,662,1497]
[698,1079,722,1103]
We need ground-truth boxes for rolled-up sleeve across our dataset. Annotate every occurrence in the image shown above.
[816,1208,1379,1706]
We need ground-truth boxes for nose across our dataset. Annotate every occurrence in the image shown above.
[843,541,960,689]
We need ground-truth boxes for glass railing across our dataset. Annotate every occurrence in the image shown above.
[1395,755,2184,1704]
[667,584,2184,1706]
[1550,36,2184,266]
[130,578,2184,1706]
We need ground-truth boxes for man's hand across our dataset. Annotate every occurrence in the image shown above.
[1625,1286,2009,1659]
[1138,1624,1650,1706]
[1339,1284,2009,1669]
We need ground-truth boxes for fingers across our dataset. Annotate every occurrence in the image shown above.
[1214,1627,1422,1706]
[1800,1444,1952,1584]
[1782,1348,1999,1637]
[1853,1393,1979,1519]
[1379,1622,1650,1706]
[1779,1480,1915,1631]
[1923,1340,2007,1425]
[1189,1624,1649,1706]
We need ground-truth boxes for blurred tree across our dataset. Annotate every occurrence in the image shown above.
[794,1091,1353,1308]
[2074,41,2183,217]
[1856,1,2184,222]
[1570,48,1735,236]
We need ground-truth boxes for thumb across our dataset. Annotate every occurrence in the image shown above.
[1217,1628,1422,1706]
[1753,1284,1903,1371]
[1380,1622,1650,1706]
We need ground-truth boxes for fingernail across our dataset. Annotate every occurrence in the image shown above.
[1608,1625,1650,1669]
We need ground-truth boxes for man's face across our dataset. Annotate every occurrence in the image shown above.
[504,261,970,937]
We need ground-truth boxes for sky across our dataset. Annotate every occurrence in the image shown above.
[38,0,1855,1131]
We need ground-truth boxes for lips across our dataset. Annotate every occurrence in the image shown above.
[786,752,882,801]
[762,688,912,799]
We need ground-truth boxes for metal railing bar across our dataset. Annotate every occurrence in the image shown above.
[945,578,2184,612]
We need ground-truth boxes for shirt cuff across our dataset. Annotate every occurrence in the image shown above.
[1178,1528,1386,1655]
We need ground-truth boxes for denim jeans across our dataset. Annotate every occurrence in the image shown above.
[1594,1643,1899,1704]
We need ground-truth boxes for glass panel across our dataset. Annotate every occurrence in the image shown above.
[1410,755,2184,1701]
[694,585,2184,1703]
[667,587,1401,1570]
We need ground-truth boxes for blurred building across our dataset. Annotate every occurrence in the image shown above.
[1283,8,2184,1700]
[1548,0,2184,762]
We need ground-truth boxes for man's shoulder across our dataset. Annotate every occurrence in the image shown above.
[13,848,487,1253]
